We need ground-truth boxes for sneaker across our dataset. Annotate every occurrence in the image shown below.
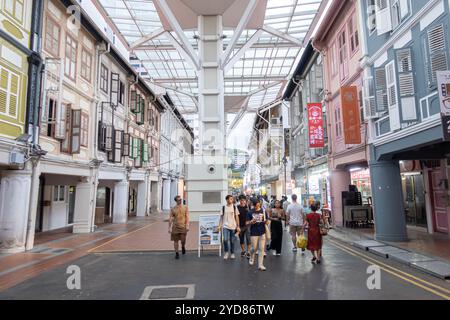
[263,251,267,257]
[223,252,230,260]
[175,252,180,260]
[272,251,277,256]
[230,254,236,260]
[241,251,246,258]
[182,247,186,255]
[258,266,267,271]
[249,257,255,266]
[292,248,298,252]
[245,252,251,259]
[276,253,281,256]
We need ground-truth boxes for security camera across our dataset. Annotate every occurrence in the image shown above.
[207,165,216,174]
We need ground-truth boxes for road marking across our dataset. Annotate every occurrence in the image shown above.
[328,239,450,294]
[87,223,156,253]
[327,239,450,300]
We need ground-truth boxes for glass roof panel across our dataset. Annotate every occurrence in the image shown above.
[97,0,323,114]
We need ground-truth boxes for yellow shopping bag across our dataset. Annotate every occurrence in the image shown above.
[296,234,307,250]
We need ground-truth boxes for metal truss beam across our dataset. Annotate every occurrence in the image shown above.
[130,28,165,49]
[220,0,258,68]
[262,25,303,46]
[223,29,263,74]
[154,0,200,70]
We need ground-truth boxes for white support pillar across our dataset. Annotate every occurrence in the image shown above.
[186,15,228,222]
[162,178,172,211]
[136,180,147,217]
[0,170,32,253]
[113,180,129,224]
[73,179,95,233]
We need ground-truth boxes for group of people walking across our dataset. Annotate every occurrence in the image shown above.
[168,194,328,270]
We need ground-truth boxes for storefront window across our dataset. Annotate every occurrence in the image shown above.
[351,169,372,205]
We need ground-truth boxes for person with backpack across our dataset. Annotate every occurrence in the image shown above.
[219,195,241,260]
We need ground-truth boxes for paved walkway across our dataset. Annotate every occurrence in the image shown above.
[332,226,450,263]
[2,211,450,298]
[1,235,449,300]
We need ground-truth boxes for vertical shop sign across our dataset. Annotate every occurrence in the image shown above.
[307,103,324,148]
[437,71,450,140]
[341,86,362,144]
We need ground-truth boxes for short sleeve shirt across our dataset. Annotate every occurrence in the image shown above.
[246,209,269,236]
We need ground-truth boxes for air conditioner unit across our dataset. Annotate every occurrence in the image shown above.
[9,150,25,165]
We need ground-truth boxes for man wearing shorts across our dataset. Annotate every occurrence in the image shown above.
[169,195,190,259]
[286,194,305,253]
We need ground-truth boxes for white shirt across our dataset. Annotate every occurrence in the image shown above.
[287,202,304,226]
[222,205,238,230]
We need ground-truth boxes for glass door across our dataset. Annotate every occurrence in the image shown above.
[403,174,427,228]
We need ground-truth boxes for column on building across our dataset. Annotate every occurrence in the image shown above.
[170,179,178,201]
[0,170,32,253]
[162,178,172,211]
[369,159,407,241]
[113,180,129,224]
[330,168,351,227]
[73,177,96,233]
[136,178,148,217]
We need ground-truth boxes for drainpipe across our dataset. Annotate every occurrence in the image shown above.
[24,0,45,251]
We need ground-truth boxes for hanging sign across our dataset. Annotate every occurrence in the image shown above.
[341,86,362,145]
[437,71,450,140]
[307,103,324,148]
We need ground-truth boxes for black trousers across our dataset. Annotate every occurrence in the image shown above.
[269,220,283,254]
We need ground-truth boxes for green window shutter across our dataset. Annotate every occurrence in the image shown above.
[143,142,149,163]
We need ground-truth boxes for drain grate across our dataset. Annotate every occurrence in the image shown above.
[140,285,195,300]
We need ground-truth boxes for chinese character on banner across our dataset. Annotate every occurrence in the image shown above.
[307,103,324,148]
[341,86,362,145]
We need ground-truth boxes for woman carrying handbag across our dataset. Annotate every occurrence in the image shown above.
[303,203,325,264]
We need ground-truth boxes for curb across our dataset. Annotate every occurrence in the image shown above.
[328,227,450,280]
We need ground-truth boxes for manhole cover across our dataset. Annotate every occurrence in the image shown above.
[140,285,195,300]
[150,287,188,299]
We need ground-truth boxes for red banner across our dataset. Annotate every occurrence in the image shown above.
[307,103,324,148]
[341,86,362,145]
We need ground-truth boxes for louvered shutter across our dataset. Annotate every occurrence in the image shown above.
[363,77,377,119]
[130,90,137,113]
[374,67,388,113]
[98,121,106,151]
[110,73,119,107]
[396,48,417,122]
[71,109,81,154]
[105,125,113,151]
[134,138,142,167]
[80,112,89,147]
[0,67,9,115]
[54,101,67,139]
[122,133,130,157]
[61,105,71,153]
[385,61,400,131]
[375,0,392,35]
[143,142,149,163]
[426,24,448,88]
[114,129,123,163]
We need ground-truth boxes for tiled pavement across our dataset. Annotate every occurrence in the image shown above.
[0,215,161,292]
[330,226,450,263]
